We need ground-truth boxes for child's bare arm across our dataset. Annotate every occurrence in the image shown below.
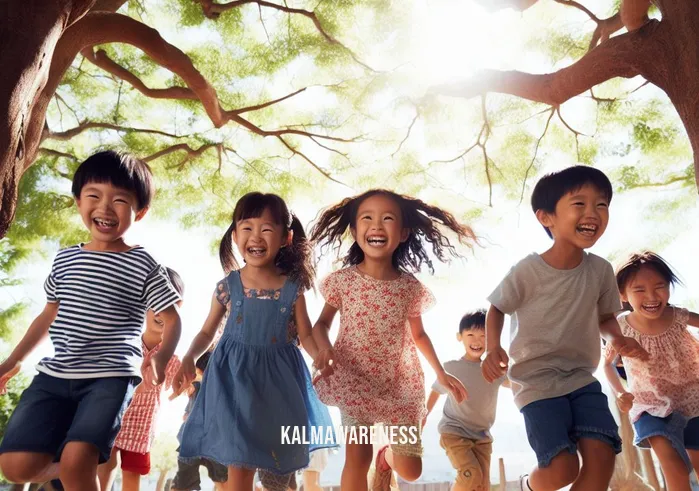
[147,305,182,385]
[687,310,699,328]
[0,302,58,385]
[501,378,512,389]
[172,295,226,395]
[410,316,467,403]
[295,293,319,359]
[599,313,648,360]
[424,389,441,420]
[312,303,338,378]
[603,350,634,413]
[482,305,508,383]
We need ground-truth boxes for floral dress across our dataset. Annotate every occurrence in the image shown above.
[315,266,435,426]
[606,307,699,423]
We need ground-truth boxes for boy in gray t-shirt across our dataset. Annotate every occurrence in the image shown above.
[482,166,648,491]
[425,310,509,491]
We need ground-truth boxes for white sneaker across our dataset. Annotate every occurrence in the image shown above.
[519,474,530,491]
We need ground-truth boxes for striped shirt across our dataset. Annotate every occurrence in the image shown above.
[38,244,181,380]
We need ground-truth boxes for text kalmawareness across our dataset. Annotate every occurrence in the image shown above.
[280,425,419,445]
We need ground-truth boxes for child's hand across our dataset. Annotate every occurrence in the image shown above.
[616,392,635,413]
[143,353,168,387]
[612,336,649,361]
[172,356,196,397]
[312,347,336,385]
[0,360,21,395]
[438,371,468,404]
[482,346,509,383]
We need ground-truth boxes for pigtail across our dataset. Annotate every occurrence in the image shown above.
[276,215,315,291]
[219,221,240,274]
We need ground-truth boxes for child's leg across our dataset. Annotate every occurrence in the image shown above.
[97,448,119,491]
[58,441,100,490]
[0,374,76,483]
[568,381,620,491]
[119,450,150,491]
[648,436,691,491]
[439,433,491,491]
[225,467,255,491]
[521,393,579,491]
[342,442,373,491]
[378,423,423,482]
[59,377,135,491]
[570,438,616,491]
[121,470,142,491]
[301,470,322,491]
[683,416,699,479]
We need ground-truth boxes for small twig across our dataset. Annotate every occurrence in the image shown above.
[519,108,556,205]
[276,136,347,186]
[391,110,419,158]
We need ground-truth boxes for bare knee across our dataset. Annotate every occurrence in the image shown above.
[546,452,580,487]
[59,443,100,484]
[345,444,373,472]
[650,437,690,473]
[392,454,422,482]
[0,453,52,483]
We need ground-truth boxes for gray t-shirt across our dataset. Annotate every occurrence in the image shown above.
[487,252,622,410]
[432,358,504,441]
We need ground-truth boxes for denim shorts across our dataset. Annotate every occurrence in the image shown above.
[634,412,699,471]
[0,372,136,463]
[172,457,228,489]
[521,381,622,468]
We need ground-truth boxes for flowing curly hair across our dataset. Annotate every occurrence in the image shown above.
[310,189,477,274]
[219,192,315,290]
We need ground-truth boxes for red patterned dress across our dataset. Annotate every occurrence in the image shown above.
[314,266,435,426]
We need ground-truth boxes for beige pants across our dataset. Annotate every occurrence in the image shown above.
[440,433,492,490]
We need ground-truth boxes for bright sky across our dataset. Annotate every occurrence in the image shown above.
[2,0,697,487]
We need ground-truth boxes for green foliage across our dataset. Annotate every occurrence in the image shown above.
[0,372,29,440]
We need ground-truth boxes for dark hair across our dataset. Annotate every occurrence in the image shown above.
[219,192,315,290]
[310,189,477,274]
[164,267,185,298]
[71,150,154,211]
[531,165,613,238]
[195,350,212,372]
[616,251,682,310]
[459,309,486,333]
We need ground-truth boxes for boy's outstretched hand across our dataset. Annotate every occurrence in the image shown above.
[172,356,196,397]
[437,371,468,403]
[612,336,649,361]
[142,354,168,387]
[0,360,21,395]
[482,346,509,383]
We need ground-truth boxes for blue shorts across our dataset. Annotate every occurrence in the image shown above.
[0,373,136,463]
[634,412,699,471]
[521,381,621,468]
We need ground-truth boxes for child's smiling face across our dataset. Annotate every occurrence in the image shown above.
[536,184,609,250]
[351,194,409,263]
[75,181,147,246]
[232,207,289,269]
[458,328,486,361]
[622,265,671,321]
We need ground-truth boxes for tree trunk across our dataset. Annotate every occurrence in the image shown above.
[0,0,94,237]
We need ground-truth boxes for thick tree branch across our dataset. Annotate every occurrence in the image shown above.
[589,13,624,50]
[43,121,180,142]
[143,142,220,170]
[428,21,660,107]
[195,0,375,71]
[39,148,79,161]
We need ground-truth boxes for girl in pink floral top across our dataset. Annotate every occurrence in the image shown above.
[310,189,476,491]
[604,251,699,491]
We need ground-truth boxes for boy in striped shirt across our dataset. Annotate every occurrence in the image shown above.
[0,151,182,490]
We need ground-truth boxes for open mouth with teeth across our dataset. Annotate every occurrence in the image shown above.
[640,301,663,314]
[469,345,484,353]
[247,246,267,257]
[366,235,388,247]
[93,217,118,232]
[576,223,598,237]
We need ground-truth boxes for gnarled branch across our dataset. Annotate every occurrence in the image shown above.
[428,21,660,107]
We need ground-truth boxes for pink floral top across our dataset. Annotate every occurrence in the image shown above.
[315,267,435,425]
[606,308,699,422]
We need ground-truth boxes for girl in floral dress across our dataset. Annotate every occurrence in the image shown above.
[310,189,474,490]
[604,251,699,491]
